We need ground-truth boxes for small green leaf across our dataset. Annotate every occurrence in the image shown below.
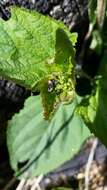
[90,30,102,54]
[77,54,107,147]
[7,95,91,178]
[88,0,97,25]
[102,8,107,49]
[0,6,77,119]
[52,188,71,190]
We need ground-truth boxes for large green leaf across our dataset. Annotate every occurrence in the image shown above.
[7,95,91,178]
[0,6,77,119]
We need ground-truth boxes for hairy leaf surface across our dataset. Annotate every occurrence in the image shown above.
[0,6,77,119]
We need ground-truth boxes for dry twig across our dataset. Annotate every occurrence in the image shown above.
[84,138,98,190]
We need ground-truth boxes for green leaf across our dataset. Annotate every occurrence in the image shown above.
[102,8,107,49]
[88,0,97,25]
[90,30,102,54]
[0,6,77,119]
[77,54,107,147]
[52,188,71,190]
[93,54,107,146]
[7,95,91,178]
